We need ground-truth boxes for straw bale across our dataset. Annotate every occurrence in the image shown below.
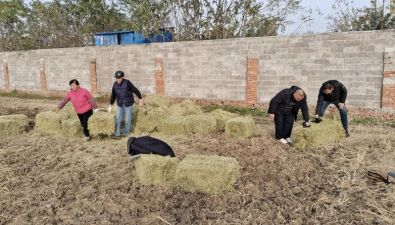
[51,104,78,120]
[88,112,116,136]
[175,154,240,193]
[168,100,203,116]
[292,119,345,149]
[159,116,193,135]
[135,154,179,185]
[0,119,25,137]
[210,109,238,131]
[1,114,28,129]
[185,114,217,134]
[144,95,172,108]
[135,106,168,133]
[225,117,255,138]
[35,111,62,134]
[61,119,84,137]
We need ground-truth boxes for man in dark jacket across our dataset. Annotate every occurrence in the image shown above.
[315,80,349,137]
[268,86,310,145]
[108,71,144,139]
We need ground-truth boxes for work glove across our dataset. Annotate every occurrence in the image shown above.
[314,117,322,123]
[108,105,112,113]
[94,108,99,113]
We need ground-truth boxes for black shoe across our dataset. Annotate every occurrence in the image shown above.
[345,131,350,138]
[111,135,121,140]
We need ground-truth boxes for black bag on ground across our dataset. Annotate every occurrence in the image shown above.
[126,136,176,157]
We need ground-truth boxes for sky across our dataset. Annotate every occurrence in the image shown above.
[282,0,375,35]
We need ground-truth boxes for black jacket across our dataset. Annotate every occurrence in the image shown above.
[315,80,347,114]
[127,136,176,157]
[268,86,309,122]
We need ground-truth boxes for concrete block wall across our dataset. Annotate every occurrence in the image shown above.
[1,30,395,118]
[256,31,394,108]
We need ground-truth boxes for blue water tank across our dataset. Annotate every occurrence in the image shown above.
[94,29,173,46]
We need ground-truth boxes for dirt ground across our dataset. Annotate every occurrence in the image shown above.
[1,97,395,225]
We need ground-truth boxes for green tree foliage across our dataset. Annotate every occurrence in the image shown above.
[327,0,395,32]
[0,0,304,51]
[0,0,27,51]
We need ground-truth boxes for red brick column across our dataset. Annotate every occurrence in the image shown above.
[39,58,47,91]
[382,51,395,111]
[3,60,9,90]
[90,59,98,94]
[246,58,258,103]
[155,58,165,96]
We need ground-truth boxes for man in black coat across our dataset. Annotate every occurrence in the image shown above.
[315,80,349,137]
[268,86,310,145]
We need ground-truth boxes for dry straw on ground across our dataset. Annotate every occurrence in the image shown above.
[88,112,116,136]
[35,111,62,134]
[135,154,179,186]
[292,119,345,149]
[210,109,238,131]
[175,154,240,193]
[225,117,255,138]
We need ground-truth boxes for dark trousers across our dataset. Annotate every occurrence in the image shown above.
[318,100,348,131]
[77,109,93,137]
[274,111,295,139]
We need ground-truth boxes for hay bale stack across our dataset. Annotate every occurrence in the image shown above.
[61,119,84,137]
[0,119,25,137]
[169,100,203,116]
[210,109,238,131]
[159,116,193,135]
[135,154,179,185]
[225,117,255,138]
[185,114,217,134]
[144,95,172,108]
[135,106,168,133]
[35,111,62,134]
[175,155,240,193]
[1,114,29,128]
[292,119,345,149]
[88,112,116,136]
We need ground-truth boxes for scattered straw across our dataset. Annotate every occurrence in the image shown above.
[225,117,255,138]
[175,154,240,193]
[135,154,179,186]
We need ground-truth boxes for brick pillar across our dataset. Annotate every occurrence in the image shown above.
[90,59,98,94]
[3,60,9,90]
[155,58,165,96]
[246,58,259,103]
[39,58,47,91]
[382,49,395,111]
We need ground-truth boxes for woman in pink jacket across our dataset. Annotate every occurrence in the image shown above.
[56,79,99,141]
